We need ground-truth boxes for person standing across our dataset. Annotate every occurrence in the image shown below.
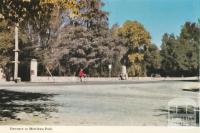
[79,68,86,82]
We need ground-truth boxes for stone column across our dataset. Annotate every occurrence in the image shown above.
[30,59,38,81]
[0,68,5,81]
[122,65,128,79]
[14,23,20,81]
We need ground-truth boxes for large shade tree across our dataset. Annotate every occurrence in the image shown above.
[177,22,200,76]
[160,22,200,77]
[160,33,179,76]
[37,0,127,77]
[0,0,81,79]
[0,19,14,79]
[118,20,151,76]
[40,25,126,77]
[144,44,161,76]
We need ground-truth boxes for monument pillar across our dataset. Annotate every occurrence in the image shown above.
[0,68,5,82]
[122,65,128,80]
[30,59,38,81]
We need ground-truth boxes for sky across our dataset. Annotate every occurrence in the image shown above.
[103,0,200,46]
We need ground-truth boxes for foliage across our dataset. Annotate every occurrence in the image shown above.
[160,22,200,77]
[0,19,33,80]
[0,0,81,50]
[78,0,108,30]
[1,0,199,79]
[0,0,80,23]
[0,0,83,79]
[0,19,13,67]
[144,44,161,76]
[38,23,126,76]
[118,20,151,76]
[30,0,126,77]
[160,33,179,76]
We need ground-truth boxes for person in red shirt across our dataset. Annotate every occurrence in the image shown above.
[79,68,86,82]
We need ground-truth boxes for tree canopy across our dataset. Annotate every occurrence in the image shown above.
[160,22,200,77]
[0,0,199,80]
[117,20,151,76]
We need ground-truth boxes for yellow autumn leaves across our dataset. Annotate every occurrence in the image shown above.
[118,21,151,76]
[40,0,80,18]
[128,53,144,63]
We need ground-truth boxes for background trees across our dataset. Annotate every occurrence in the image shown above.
[38,0,127,77]
[42,25,126,77]
[0,19,13,68]
[178,22,199,76]
[0,1,199,79]
[0,19,13,79]
[0,0,84,79]
[117,20,151,76]
[144,44,161,76]
[160,22,200,77]
[160,33,179,76]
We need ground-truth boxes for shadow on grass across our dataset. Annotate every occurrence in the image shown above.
[182,88,200,92]
[179,80,199,82]
[153,108,168,117]
[0,89,58,121]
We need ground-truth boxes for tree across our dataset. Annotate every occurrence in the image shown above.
[177,22,200,76]
[144,44,161,76]
[32,0,126,77]
[38,22,126,77]
[0,18,32,80]
[0,0,80,23]
[160,22,200,77]
[160,33,179,76]
[0,19,13,79]
[198,18,200,79]
[118,20,151,76]
[78,0,108,30]
[0,0,81,80]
